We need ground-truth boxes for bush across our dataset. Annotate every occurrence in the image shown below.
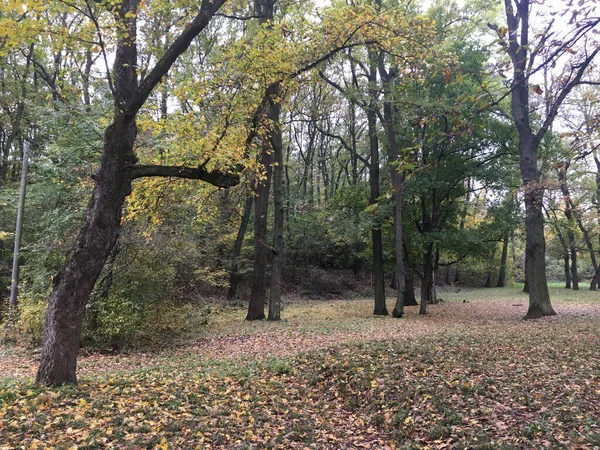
[0,294,47,347]
[89,298,209,351]
[16,299,47,346]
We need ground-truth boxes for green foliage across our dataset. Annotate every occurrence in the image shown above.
[90,296,209,351]
[1,295,47,347]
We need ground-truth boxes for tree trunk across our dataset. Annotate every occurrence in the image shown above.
[419,241,434,315]
[497,231,509,287]
[444,265,451,285]
[247,147,272,321]
[558,165,579,290]
[484,247,497,288]
[595,152,600,288]
[391,186,406,318]
[551,216,571,288]
[404,269,418,306]
[37,118,138,385]
[368,53,386,316]
[246,0,277,321]
[269,99,284,321]
[570,236,579,290]
[454,179,471,284]
[591,266,600,291]
[227,194,253,299]
[378,58,404,318]
[9,141,29,309]
[522,173,554,318]
[504,0,557,319]
[564,253,571,289]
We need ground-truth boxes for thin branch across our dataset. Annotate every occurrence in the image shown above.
[127,0,228,118]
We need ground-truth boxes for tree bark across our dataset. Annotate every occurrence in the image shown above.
[419,241,434,315]
[9,141,29,309]
[502,0,599,317]
[503,0,555,319]
[554,224,571,289]
[37,118,138,385]
[591,266,600,291]
[484,247,497,288]
[557,164,579,290]
[521,156,554,318]
[367,52,386,316]
[497,231,509,287]
[378,57,404,318]
[404,269,418,306]
[246,0,278,321]
[227,194,253,299]
[454,179,471,284]
[36,0,230,385]
[268,99,284,321]
[247,147,272,321]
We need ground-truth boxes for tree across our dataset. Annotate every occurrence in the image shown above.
[35,0,238,385]
[378,57,406,318]
[497,0,600,318]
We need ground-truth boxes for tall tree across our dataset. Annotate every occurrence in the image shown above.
[246,0,281,321]
[36,0,237,385]
[366,51,387,316]
[378,56,405,318]
[498,0,600,318]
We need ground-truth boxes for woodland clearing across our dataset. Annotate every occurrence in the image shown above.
[1,286,600,449]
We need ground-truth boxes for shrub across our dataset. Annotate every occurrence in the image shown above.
[1,294,47,347]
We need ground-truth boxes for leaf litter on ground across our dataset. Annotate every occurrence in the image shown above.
[1,286,600,449]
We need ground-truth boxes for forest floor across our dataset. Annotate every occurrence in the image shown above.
[1,285,600,449]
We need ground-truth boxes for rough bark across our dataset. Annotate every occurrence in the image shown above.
[247,147,272,321]
[521,157,554,318]
[37,117,138,385]
[404,269,418,306]
[36,0,230,385]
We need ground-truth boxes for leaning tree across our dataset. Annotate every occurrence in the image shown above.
[32,0,238,385]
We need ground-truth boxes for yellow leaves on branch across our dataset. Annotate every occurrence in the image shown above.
[154,1,438,172]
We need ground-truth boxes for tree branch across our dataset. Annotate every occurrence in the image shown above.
[127,164,239,187]
[126,0,227,118]
[534,45,600,147]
